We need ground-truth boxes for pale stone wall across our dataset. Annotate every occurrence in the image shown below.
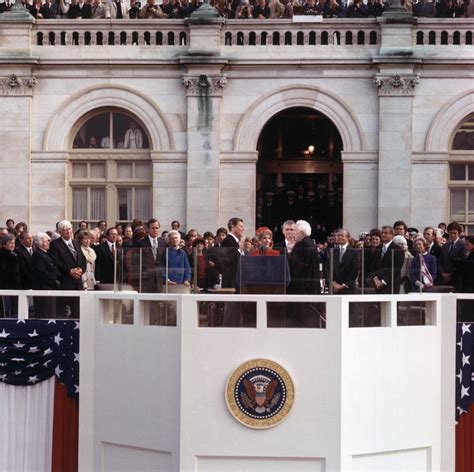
[0,15,473,235]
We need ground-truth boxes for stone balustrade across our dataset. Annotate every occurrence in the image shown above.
[31,18,474,49]
[220,18,380,46]
[414,18,474,45]
[34,19,188,46]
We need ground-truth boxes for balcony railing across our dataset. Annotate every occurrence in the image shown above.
[220,18,379,46]
[31,18,474,49]
[414,18,474,46]
[34,19,188,46]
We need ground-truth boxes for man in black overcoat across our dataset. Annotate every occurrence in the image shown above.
[48,220,86,317]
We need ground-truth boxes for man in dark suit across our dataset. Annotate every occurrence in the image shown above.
[220,217,244,289]
[438,221,466,291]
[423,226,441,259]
[329,228,359,294]
[95,227,119,285]
[48,220,86,317]
[274,220,296,255]
[220,218,244,326]
[15,231,34,289]
[370,225,404,294]
[135,218,166,293]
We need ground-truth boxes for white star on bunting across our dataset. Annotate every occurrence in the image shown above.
[462,324,472,335]
[462,353,471,367]
[54,333,63,345]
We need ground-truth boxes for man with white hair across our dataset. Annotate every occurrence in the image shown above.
[48,220,86,317]
[287,220,321,327]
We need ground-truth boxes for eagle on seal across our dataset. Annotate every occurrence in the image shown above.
[242,379,278,413]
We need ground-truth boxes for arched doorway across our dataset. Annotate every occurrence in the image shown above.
[256,107,343,241]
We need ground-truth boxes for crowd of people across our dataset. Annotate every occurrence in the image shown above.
[0,0,472,19]
[0,216,473,321]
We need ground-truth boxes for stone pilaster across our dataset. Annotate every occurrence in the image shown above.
[0,72,37,223]
[373,69,420,226]
[181,62,228,232]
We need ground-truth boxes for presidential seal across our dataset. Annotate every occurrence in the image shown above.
[225,358,294,429]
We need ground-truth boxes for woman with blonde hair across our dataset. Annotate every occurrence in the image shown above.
[78,230,97,290]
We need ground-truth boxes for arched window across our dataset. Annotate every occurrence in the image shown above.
[70,109,152,228]
[449,114,474,234]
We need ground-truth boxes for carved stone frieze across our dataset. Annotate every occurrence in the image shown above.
[374,74,420,96]
[0,74,37,96]
[182,74,227,96]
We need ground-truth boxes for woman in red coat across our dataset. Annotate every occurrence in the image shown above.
[249,228,280,256]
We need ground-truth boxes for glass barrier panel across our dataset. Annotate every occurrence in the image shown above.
[101,299,133,325]
[0,295,18,318]
[197,301,256,327]
[267,302,326,328]
[143,300,177,326]
[397,301,436,326]
[114,247,143,292]
[26,295,82,319]
[348,302,384,327]
[111,242,465,297]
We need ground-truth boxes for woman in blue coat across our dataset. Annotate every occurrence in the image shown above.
[163,230,191,292]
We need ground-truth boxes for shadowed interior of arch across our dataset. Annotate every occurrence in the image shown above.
[256,107,344,236]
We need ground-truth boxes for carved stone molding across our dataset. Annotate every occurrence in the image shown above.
[182,74,227,96]
[374,74,420,96]
[0,74,37,96]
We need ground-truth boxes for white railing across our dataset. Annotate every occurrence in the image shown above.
[414,18,474,46]
[221,18,380,46]
[31,18,474,48]
[33,19,188,46]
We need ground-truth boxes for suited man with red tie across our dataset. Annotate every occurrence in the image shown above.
[330,228,359,294]
[370,225,404,294]
[94,227,119,285]
[48,220,86,317]
[220,217,244,290]
[136,218,166,293]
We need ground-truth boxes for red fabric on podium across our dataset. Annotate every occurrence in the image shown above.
[52,380,79,472]
[456,403,474,472]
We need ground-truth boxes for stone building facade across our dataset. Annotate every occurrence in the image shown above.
[0,10,473,235]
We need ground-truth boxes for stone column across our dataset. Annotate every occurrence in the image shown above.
[181,67,227,232]
[374,70,420,226]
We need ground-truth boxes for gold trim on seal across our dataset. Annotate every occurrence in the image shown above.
[225,358,295,429]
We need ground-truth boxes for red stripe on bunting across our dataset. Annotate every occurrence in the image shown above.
[456,403,474,472]
[51,380,79,472]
